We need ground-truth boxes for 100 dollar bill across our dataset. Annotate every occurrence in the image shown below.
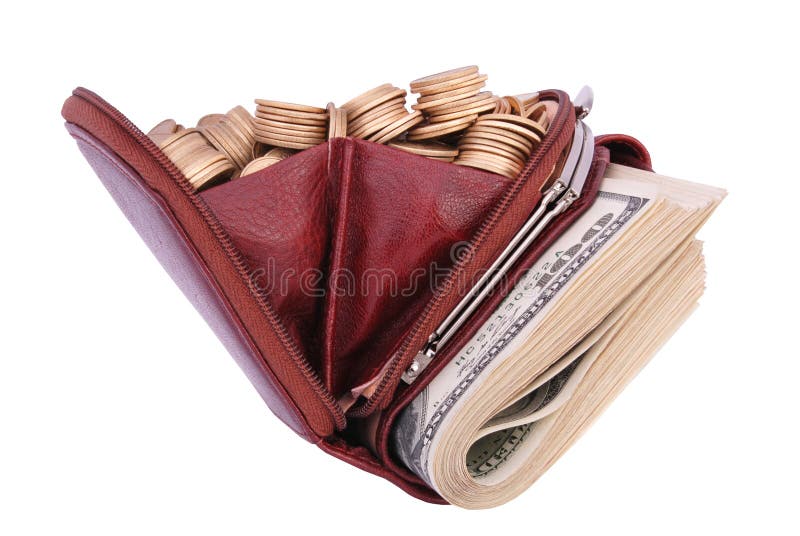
[393,179,652,486]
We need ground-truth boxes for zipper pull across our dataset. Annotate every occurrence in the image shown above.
[574,86,594,119]
[402,336,439,384]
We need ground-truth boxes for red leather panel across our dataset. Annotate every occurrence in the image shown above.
[596,133,652,171]
[200,144,332,372]
[202,138,513,399]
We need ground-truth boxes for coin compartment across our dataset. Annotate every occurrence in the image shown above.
[201,137,513,400]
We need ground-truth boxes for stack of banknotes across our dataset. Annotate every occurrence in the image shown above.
[389,164,725,508]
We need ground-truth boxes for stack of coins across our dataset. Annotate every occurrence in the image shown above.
[388,141,459,162]
[157,128,235,189]
[197,106,256,170]
[342,84,424,143]
[152,66,559,191]
[454,105,548,178]
[240,147,295,177]
[147,119,184,146]
[406,66,495,141]
[253,100,328,150]
[327,103,348,139]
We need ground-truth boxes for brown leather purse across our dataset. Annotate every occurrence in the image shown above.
[62,87,652,503]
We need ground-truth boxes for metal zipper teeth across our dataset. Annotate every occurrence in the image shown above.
[72,88,347,430]
[350,90,575,418]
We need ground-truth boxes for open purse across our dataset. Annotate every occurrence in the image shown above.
[62,86,659,504]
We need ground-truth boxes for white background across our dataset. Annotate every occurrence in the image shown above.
[1,1,797,534]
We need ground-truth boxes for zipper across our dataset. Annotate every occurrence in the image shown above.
[71,88,347,430]
[349,89,579,418]
[402,113,595,384]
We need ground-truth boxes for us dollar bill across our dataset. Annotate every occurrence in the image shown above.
[392,182,651,486]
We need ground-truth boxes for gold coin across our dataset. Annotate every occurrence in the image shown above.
[253,117,327,134]
[524,101,548,127]
[327,103,348,139]
[226,107,256,140]
[148,119,181,145]
[162,140,214,167]
[348,99,406,131]
[406,115,477,140]
[158,127,203,151]
[222,122,256,161]
[468,122,535,145]
[350,108,409,139]
[457,142,527,166]
[414,81,487,106]
[412,72,485,95]
[254,112,327,126]
[253,125,325,142]
[517,92,541,107]
[228,105,254,124]
[240,155,284,177]
[480,113,543,130]
[494,98,510,114]
[428,99,497,123]
[162,138,208,162]
[421,92,494,114]
[252,134,321,150]
[348,104,407,137]
[254,99,326,114]
[460,130,531,156]
[336,108,348,138]
[472,119,542,143]
[503,96,527,116]
[252,142,270,159]
[415,78,487,102]
[190,158,236,190]
[341,84,394,111]
[182,152,230,180]
[197,113,225,127]
[346,87,407,122]
[388,140,458,157]
[410,66,479,91]
[412,89,486,112]
[462,129,533,155]
[208,121,251,166]
[202,127,243,168]
[456,151,517,169]
[368,111,425,144]
[264,147,296,160]
[458,147,521,167]
[326,102,337,139]
[455,154,519,178]
[254,106,328,121]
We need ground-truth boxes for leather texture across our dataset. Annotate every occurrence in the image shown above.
[596,133,652,171]
[202,138,514,399]
[64,87,653,505]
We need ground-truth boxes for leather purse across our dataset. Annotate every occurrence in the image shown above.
[62,87,653,504]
